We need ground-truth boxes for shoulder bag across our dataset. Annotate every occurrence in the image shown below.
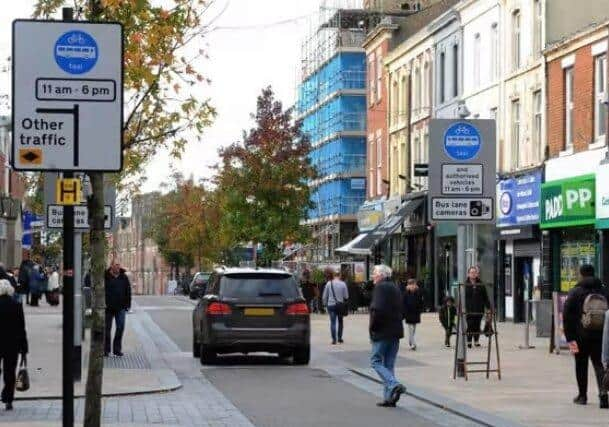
[16,354,30,392]
[330,280,348,317]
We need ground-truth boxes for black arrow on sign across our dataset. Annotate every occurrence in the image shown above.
[36,104,79,167]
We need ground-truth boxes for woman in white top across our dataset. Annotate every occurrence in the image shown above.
[48,267,60,291]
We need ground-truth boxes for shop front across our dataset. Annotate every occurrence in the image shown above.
[336,194,430,300]
[496,170,542,322]
[540,174,597,294]
[597,163,609,286]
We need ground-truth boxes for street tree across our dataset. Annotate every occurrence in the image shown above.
[32,1,217,425]
[150,173,227,273]
[216,86,315,266]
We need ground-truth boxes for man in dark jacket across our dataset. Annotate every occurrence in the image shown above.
[563,264,609,408]
[369,264,405,407]
[104,260,132,357]
[0,280,28,410]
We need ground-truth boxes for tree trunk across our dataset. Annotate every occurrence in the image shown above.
[252,241,257,266]
[84,172,106,427]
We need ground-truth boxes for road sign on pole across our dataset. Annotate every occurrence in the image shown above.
[428,119,496,224]
[11,20,123,171]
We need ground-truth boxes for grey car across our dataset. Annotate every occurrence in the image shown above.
[192,268,310,365]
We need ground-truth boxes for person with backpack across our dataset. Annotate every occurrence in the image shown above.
[563,264,609,408]
[322,270,349,345]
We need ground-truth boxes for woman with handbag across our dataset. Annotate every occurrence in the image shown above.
[322,270,349,345]
[0,279,28,410]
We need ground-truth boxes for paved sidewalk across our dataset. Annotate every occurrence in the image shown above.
[15,301,180,399]
[310,312,606,427]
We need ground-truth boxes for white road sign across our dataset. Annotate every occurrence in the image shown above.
[429,119,496,223]
[431,198,494,221]
[12,20,123,171]
[442,164,483,195]
[47,204,112,230]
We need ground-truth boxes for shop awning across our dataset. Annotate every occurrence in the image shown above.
[335,197,424,256]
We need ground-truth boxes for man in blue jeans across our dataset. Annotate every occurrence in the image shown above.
[369,264,406,407]
[104,260,132,357]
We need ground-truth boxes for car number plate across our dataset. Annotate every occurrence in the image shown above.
[244,308,274,316]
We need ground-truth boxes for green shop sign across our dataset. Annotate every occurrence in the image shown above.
[540,174,595,229]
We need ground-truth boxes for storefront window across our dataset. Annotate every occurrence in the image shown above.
[560,227,596,292]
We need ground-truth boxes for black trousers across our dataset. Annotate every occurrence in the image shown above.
[466,314,483,343]
[0,353,18,404]
[574,339,606,397]
[444,328,452,346]
[105,309,126,355]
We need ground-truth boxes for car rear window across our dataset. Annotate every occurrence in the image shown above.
[197,273,211,281]
[220,273,299,299]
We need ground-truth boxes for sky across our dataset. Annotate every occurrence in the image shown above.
[0,0,323,192]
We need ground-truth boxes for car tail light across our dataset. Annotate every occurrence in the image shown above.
[286,302,309,315]
[206,302,232,315]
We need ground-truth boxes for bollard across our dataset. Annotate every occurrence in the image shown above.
[519,300,536,349]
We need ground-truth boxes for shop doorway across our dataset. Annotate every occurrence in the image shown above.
[514,257,533,323]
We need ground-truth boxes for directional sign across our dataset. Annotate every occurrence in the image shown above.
[47,204,112,230]
[12,20,123,171]
[429,119,496,223]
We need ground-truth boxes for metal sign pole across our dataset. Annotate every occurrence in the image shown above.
[60,11,75,427]
[74,231,83,381]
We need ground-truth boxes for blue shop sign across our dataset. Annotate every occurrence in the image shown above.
[497,171,542,227]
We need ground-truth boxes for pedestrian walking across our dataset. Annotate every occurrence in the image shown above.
[403,279,424,350]
[300,270,316,312]
[439,296,457,348]
[46,266,60,306]
[28,261,47,307]
[18,255,33,305]
[563,264,609,408]
[464,267,490,348]
[0,279,28,410]
[369,264,406,407]
[322,270,349,345]
[104,260,132,357]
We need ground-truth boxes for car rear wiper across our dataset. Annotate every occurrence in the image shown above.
[258,292,283,297]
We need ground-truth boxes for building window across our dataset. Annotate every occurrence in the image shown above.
[376,132,383,195]
[440,51,446,103]
[391,80,398,126]
[473,33,481,87]
[565,67,574,150]
[425,61,431,108]
[452,44,459,98]
[512,10,521,71]
[376,54,383,103]
[369,55,376,105]
[413,135,420,185]
[533,90,542,162]
[369,134,375,198]
[595,54,607,140]
[533,0,542,56]
[414,66,421,113]
[511,99,520,168]
[400,76,407,122]
[491,23,498,79]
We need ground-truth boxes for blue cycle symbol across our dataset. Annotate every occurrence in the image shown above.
[443,122,481,161]
[54,30,98,75]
